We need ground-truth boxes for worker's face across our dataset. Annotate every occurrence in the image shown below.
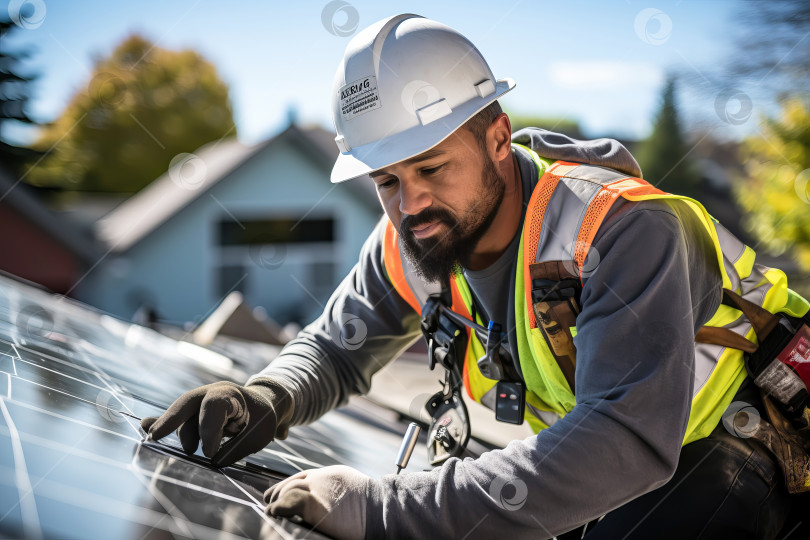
[371,128,505,282]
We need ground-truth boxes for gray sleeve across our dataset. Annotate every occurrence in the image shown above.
[246,218,423,426]
[364,201,722,539]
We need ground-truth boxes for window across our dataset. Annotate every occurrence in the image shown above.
[214,216,338,322]
[219,218,334,246]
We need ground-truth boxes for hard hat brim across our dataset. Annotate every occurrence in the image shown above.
[330,78,515,183]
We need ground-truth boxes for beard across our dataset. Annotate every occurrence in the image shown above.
[399,155,506,284]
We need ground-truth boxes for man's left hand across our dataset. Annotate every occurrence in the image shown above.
[264,465,370,539]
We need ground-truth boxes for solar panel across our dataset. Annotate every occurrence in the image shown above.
[0,274,433,539]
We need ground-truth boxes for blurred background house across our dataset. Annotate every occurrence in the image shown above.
[79,123,381,327]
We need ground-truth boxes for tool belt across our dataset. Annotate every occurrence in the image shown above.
[698,289,810,493]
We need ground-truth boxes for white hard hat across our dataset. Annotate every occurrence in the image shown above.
[330,14,515,183]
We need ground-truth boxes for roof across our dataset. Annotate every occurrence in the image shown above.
[0,166,101,266]
[96,123,380,253]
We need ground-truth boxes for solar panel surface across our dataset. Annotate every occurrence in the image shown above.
[0,274,435,539]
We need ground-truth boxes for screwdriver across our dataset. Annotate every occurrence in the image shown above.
[395,422,421,474]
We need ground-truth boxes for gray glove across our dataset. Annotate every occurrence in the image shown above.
[141,380,294,467]
[264,465,370,539]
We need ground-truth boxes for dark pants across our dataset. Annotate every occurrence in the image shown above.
[577,382,802,540]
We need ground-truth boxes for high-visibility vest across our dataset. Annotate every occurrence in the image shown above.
[383,144,810,444]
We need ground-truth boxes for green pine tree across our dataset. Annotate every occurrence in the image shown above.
[635,77,701,197]
[0,19,42,176]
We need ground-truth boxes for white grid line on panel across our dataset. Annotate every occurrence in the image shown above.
[272,439,309,461]
[263,447,322,469]
[0,399,43,540]
[10,344,21,371]
[0,467,250,540]
[6,398,141,442]
[130,458,255,540]
[224,474,263,507]
[12,342,96,377]
[129,465,255,507]
[0,424,132,471]
[132,460,196,539]
[68,332,144,438]
[15,356,108,391]
[249,505,298,540]
[12,375,121,412]
[0,415,100,528]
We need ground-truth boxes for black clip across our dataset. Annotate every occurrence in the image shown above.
[421,293,466,372]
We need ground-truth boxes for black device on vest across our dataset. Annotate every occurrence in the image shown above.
[421,288,526,427]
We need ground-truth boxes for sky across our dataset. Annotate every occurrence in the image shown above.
[4,0,748,147]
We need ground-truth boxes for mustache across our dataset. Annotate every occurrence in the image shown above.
[400,207,455,235]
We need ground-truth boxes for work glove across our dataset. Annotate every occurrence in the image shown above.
[140,380,294,467]
[264,465,370,540]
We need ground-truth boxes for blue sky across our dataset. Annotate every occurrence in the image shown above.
[5,0,745,146]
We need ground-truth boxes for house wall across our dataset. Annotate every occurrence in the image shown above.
[0,205,80,295]
[78,137,381,327]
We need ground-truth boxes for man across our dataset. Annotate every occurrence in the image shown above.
[143,14,809,539]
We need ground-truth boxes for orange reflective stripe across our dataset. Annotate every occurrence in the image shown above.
[573,177,666,280]
[382,221,421,313]
[522,161,577,329]
[621,183,667,198]
[462,333,475,399]
[449,276,476,399]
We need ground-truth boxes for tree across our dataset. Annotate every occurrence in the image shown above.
[634,77,701,197]
[729,0,810,97]
[27,34,236,192]
[0,19,42,176]
[735,98,810,272]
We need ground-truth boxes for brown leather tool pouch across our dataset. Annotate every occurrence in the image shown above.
[529,261,581,391]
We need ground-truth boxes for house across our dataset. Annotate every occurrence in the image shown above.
[0,166,100,295]
[77,123,382,327]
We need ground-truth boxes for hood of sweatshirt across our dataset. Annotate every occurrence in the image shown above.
[511,127,642,178]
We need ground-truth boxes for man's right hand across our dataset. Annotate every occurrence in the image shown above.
[140,381,294,467]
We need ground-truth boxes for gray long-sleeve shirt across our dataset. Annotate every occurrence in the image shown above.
[248,128,722,538]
